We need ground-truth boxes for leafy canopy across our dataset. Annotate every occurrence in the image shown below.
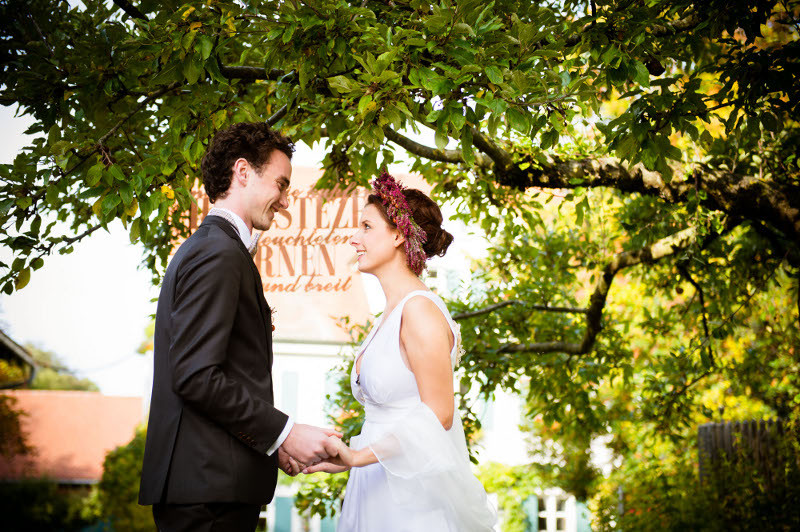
[1,0,799,523]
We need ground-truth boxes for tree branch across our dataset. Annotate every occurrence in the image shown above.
[678,264,715,367]
[266,104,288,126]
[219,66,286,82]
[562,9,703,48]
[650,12,702,36]
[112,0,147,20]
[452,300,587,321]
[416,121,516,170]
[383,127,492,168]
[61,223,104,245]
[496,157,800,251]
[469,127,515,169]
[99,81,182,146]
[466,225,707,355]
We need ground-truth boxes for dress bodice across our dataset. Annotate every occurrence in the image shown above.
[350,290,460,417]
[340,290,497,531]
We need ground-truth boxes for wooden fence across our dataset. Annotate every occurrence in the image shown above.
[698,419,787,489]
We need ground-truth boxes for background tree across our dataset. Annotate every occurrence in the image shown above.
[2,0,798,527]
[96,426,155,532]
[24,344,100,391]
[0,393,31,458]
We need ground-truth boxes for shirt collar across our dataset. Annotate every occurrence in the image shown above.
[207,207,252,247]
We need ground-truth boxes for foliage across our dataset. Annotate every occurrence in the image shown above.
[0,392,31,457]
[0,479,96,532]
[591,414,800,531]
[1,0,797,287]
[2,0,799,526]
[293,316,367,517]
[97,425,155,532]
[25,344,100,391]
[475,462,547,532]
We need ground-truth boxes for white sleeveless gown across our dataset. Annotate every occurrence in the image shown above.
[337,290,497,531]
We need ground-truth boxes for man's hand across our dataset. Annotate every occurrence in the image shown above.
[303,436,353,474]
[280,424,343,466]
[278,446,301,476]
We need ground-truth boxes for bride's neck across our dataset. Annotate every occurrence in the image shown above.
[376,265,426,310]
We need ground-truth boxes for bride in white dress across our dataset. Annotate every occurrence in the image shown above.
[302,171,497,531]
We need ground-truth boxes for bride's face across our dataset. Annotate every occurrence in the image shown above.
[350,203,403,274]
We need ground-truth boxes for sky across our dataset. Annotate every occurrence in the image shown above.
[0,105,483,396]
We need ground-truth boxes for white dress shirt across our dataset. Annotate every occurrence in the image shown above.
[207,207,294,456]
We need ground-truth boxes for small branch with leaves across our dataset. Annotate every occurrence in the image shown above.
[454,225,717,356]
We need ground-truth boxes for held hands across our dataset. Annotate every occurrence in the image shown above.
[278,424,343,477]
[302,436,358,474]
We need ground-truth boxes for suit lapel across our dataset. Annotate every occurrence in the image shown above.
[202,216,273,363]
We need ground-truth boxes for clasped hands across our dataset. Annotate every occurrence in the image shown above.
[278,423,357,476]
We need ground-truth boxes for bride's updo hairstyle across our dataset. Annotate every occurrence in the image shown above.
[367,188,454,260]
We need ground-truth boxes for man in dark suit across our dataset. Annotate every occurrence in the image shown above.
[139,122,338,531]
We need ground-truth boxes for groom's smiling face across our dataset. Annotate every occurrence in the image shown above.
[246,151,292,231]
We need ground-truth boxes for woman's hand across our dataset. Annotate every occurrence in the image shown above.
[303,436,352,474]
[302,456,350,474]
[302,435,379,473]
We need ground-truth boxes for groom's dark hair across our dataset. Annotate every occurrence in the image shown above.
[201,122,295,202]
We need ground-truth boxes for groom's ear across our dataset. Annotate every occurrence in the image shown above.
[231,158,249,187]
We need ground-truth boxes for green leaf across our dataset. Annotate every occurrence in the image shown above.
[0,198,15,216]
[632,60,650,87]
[760,112,779,132]
[87,163,104,186]
[16,197,32,209]
[450,112,466,132]
[508,108,529,134]
[15,267,30,290]
[358,94,374,116]
[102,195,121,216]
[559,70,571,88]
[109,165,126,182]
[435,128,449,150]
[151,63,181,85]
[130,218,141,243]
[197,35,213,60]
[485,65,503,84]
[460,127,474,166]
[119,183,134,206]
[181,30,197,51]
[640,143,658,170]
[161,159,178,176]
[31,257,44,270]
[539,129,559,150]
[575,196,588,226]
[183,55,204,84]
[327,75,361,94]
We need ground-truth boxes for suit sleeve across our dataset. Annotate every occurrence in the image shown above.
[168,242,289,454]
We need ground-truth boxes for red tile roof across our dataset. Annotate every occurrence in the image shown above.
[0,390,143,483]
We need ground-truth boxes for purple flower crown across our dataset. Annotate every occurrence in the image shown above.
[371,170,428,275]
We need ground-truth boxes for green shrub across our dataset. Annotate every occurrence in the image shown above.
[0,478,96,531]
[97,425,154,531]
[592,416,800,531]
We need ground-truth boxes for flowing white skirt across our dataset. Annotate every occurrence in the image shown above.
[337,402,496,531]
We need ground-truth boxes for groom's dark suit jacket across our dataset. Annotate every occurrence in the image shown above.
[139,216,289,505]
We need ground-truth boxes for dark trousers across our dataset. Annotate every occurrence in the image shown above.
[152,502,262,532]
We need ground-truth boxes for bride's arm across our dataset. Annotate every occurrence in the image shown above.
[399,297,455,430]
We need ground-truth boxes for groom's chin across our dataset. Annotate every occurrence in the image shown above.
[255,217,272,231]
